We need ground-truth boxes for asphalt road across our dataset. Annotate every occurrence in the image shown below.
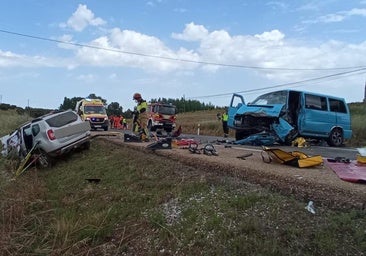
[179,134,361,160]
[102,129,361,161]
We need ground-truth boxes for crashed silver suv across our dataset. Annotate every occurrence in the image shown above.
[1,110,91,167]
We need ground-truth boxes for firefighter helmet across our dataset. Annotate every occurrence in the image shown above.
[133,93,142,100]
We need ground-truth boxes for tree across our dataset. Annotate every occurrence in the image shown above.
[59,94,108,111]
[107,102,123,116]
[59,97,84,110]
[86,94,107,104]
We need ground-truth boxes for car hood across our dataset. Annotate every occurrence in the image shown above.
[235,104,284,117]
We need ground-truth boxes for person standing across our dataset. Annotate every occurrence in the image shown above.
[122,118,127,130]
[133,93,149,141]
[222,110,229,137]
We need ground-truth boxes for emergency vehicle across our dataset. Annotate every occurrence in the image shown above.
[147,103,177,133]
[75,99,109,131]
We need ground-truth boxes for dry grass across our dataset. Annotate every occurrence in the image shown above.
[1,106,366,254]
[1,140,366,255]
[176,109,235,137]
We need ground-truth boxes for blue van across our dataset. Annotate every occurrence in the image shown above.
[228,89,352,147]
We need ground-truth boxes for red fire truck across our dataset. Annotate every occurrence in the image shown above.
[147,103,177,133]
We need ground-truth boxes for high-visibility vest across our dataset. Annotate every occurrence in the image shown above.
[137,100,148,113]
[222,113,228,121]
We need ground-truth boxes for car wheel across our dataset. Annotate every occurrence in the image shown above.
[37,150,54,168]
[82,141,91,150]
[327,128,343,147]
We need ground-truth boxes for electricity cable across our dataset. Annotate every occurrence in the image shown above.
[1,29,366,71]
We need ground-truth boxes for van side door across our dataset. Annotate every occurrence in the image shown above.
[328,98,352,139]
[298,93,334,137]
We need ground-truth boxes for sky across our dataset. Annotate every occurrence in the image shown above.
[1,0,366,111]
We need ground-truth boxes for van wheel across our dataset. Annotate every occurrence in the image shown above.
[327,128,343,147]
[235,130,250,141]
[37,150,54,168]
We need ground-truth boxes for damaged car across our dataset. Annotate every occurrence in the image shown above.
[228,89,352,147]
[1,110,91,168]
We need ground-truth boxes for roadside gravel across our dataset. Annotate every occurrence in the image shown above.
[104,135,366,210]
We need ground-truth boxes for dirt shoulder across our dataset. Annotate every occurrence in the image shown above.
[103,136,366,210]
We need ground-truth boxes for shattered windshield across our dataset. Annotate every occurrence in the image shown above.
[251,90,288,105]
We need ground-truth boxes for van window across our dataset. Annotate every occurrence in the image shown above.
[329,98,347,113]
[305,94,327,111]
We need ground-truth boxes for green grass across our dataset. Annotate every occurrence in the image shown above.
[1,106,366,255]
[1,139,366,255]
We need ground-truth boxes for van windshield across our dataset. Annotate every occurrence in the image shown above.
[84,106,106,114]
[251,90,288,105]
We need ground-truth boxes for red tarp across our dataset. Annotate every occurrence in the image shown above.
[325,160,366,183]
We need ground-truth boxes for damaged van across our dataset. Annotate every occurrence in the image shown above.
[228,89,352,147]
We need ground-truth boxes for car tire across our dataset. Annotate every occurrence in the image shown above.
[327,128,344,147]
[82,141,91,150]
[37,150,54,168]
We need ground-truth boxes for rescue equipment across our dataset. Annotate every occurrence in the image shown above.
[261,146,323,168]
[146,138,172,150]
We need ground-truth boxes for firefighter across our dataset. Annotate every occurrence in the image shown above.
[222,110,229,137]
[133,93,149,141]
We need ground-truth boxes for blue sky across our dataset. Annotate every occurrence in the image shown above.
[1,0,366,111]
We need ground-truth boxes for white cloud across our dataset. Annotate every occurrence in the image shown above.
[346,8,366,16]
[61,4,106,32]
[172,22,209,41]
[55,34,77,49]
[254,30,285,42]
[304,8,366,24]
[74,27,199,72]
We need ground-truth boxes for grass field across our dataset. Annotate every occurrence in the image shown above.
[0,106,366,255]
[0,105,366,255]
[1,139,366,255]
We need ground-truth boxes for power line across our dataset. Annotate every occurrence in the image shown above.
[1,28,366,71]
[188,67,366,99]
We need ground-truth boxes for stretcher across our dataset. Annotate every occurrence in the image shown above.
[261,146,323,168]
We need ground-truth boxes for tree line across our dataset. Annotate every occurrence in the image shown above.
[59,94,219,118]
[0,93,221,119]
